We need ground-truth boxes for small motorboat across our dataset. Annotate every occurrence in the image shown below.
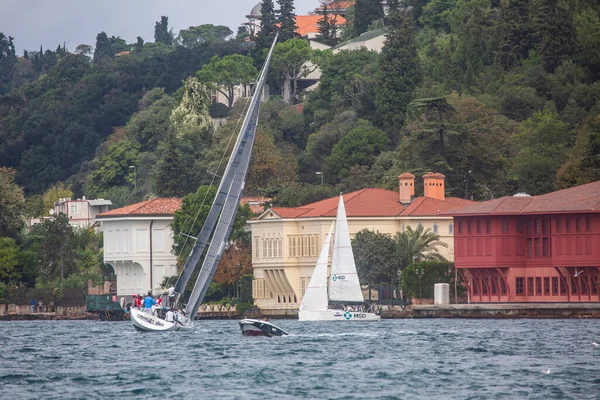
[239,318,288,337]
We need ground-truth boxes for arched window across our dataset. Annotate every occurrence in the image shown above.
[448,223,454,234]
[433,223,439,234]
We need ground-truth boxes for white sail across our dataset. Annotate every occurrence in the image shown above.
[328,195,364,303]
[299,222,334,312]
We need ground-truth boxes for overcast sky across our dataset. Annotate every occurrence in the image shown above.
[1,0,318,54]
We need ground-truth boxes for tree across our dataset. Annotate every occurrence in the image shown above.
[74,44,92,57]
[533,0,577,73]
[0,32,16,94]
[271,38,315,104]
[154,16,174,46]
[154,132,185,197]
[34,214,76,282]
[323,120,389,184]
[511,110,570,195]
[42,183,73,216]
[401,260,455,299]
[170,77,214,139]
[555,115,600,189]
[494,0,535,70]
[375,9,421,133]
[277,0,299,42]
[93,32,113,62]
[317,4,339,46]
[213,241,252,296]
[354,0,384,36]
[0,168,25,239]
[179,24,233,47]
[352,229,397,290]
[0,237,20,283]
[394,224,448,270]
[256,0,277,50]
[196,54,258,109]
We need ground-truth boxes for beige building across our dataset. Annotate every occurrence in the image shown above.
[248,173,475,310]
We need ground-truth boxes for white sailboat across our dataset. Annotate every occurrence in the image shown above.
[131,35,279,332]
[298,195,381,322]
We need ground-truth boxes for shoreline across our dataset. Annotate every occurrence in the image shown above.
[2,303,600,321]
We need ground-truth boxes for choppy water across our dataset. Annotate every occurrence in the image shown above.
[1,319,599,399]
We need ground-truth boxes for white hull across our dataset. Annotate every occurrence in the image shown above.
[130,308,191,332]
[298,309,381,322]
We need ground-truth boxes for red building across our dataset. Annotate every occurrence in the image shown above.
[450,181,600,303]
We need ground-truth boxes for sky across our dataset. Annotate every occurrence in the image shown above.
[1,0,318,54]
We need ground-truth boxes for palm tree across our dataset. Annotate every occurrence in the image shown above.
[394,224,448,270]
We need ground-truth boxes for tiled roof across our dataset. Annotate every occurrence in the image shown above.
[398,173,415,179]
[264,188,406,219]
[423,172,446,179]
[240,197,271,214]
[448,180,600,215]
[401,197,476,216]
[315,0,354,12]
[296,15,346,36]
[97,198,182,217]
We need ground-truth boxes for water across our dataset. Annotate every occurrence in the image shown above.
[1,319,599,399]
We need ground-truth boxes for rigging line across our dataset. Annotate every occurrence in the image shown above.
[173,81,255,263]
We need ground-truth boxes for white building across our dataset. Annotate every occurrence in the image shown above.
[54,197,112,228]
[95,198,181,297]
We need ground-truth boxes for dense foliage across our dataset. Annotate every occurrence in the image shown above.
[1,1,600,292]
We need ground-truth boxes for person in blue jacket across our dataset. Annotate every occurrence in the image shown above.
[142,291,156,314]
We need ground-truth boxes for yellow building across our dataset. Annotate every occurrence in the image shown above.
[248,173,475,310]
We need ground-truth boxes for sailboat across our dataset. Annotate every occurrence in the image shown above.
[298,195,381,322]
[130,35,279,332]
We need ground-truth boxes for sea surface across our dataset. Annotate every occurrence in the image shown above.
[1,318,599,399]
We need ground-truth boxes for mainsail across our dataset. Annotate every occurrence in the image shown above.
[299,222,334,312]
[328,195,365,303]
[182,35,279,318]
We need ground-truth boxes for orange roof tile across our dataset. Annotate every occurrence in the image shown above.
[97,198,182,217]
[315,1,355,12]
[448,180,600,216]
[401,196,476,216]
[240,197,271,214]
[398,173,415,179]
[295,14,347,36]
[265,188,405,219]
[422,172,446,180]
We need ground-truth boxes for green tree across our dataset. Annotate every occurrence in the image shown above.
[34,214,76,282]
[196,54,258,109]
[0,237,20,283]
[354,0,384,36]
[394,224,448,270]
[0,32,17,94]
[257,0,277,50]
[271,38,315,104]
[323,120,389,184]
[93,32,113,62]
[317,4,339,46]
[352,229,397,289]
[575,6,600,79]
[179,24,233,47]
[533,0,577,73]
[170,77,214,139]
[42,183,73,216]
[401,260,455,299]
[0,168,25,239]
[375,9,421,133]
[277,0,299,42]
[494,0,535,70]
[555,115,600,189]
[511,110,570,195]
[154,16,174,46]
[154,132,186,197]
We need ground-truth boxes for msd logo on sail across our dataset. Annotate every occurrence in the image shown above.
[331,274,346,281]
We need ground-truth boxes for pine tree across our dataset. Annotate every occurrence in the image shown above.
[93,32,113,63]
[154,16,173,46]
[494,0,535,70]
[277,0,298,42]
[256,0,277,50]
[354,0,384,36]
[375,10,421,136]
[533,0,576,73]
[155,133,185,197]
[317,4,339,46]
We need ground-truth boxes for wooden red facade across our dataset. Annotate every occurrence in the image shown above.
[450,182,600,303]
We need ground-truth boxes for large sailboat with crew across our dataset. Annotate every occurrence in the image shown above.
[298,195,381,322]
[130,35,279,332]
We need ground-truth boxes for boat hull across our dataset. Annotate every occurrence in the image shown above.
[239,318,288,337]
[130,308,190,332]
[298,309,381,322]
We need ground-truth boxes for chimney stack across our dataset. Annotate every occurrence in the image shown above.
[423,172,445,201]
[398,173,415,204]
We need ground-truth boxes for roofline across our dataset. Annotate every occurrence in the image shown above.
[450,210,600,217]
[96,215,175,221]
[247,215,453,224]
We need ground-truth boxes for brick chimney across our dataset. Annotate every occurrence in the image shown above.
[398,173,415,204]
[423,172,445,201]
